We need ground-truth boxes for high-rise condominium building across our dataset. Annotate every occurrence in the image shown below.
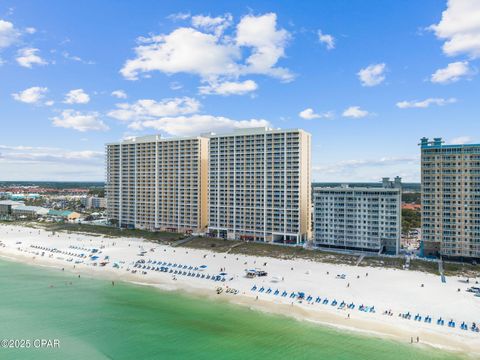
[208,127,311,244]
[106,135,209,232]
[420,137,480,260]
[313,178,401,255]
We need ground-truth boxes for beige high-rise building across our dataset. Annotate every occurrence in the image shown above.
[420,137,480,260]
[106,135,209,232]
[208,127,311,244]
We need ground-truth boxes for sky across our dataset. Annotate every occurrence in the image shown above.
[0,0,479,182]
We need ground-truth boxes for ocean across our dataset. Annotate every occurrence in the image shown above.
[0,259,464,360]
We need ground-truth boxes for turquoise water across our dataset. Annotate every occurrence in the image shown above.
[0,259,465,360]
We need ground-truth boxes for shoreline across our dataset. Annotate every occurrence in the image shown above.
[0,224,479,357]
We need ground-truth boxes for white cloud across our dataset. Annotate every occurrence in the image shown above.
[318,30,335,50]
[236,13,292,81]
[25,27,36,34]
[191,14,232,36]
[0,144,104,181]
[298,108,334,120]
[108,97,200,122]
[0,19,20,48]
[16,47,47,68]
[121,27,240,80]
[342,106,369,118]
[121,13,293,85]
[430,61,474,83]
[429,0,480,58]
[62,51,95,65]
[12,86,48,104]
[51,110,108,132]
[450,136,474,145]
[64,89,90,104]
[357,63,386,87]
[167,12,191,21]
[199,79,257,95]
[313,156,419,182]
[170,81,183,90]
[396,97,457,108]
[111,90,127,99]
[129,114,270,137]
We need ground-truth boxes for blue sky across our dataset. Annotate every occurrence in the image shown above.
[1,0,479,182]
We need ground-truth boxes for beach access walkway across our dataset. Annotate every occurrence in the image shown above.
[172,235,196,247]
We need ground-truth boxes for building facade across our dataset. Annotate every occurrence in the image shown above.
[313,178,401,254]
[106,135,209,233]
[0,200,24,215]
[420,137,480,260]
[12,205,49,218]
[81,196,107,209]
[208,127,311,244]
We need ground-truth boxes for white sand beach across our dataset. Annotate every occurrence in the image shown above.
[1,224,479,356]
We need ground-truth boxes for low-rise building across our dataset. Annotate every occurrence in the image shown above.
[313,177,402,255]
[0,200,24,215]
[48,210,81,221]
[12,205,49,218]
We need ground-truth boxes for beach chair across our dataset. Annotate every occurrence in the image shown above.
[251,285,257,291]
[266,288,272,294]
[306,295,312,302]
[274,289,279,296]
[323,299,328,305]
[315,297,321,303]
[331,300,337,306]
[282,291,287,297]
[259,287,265,293]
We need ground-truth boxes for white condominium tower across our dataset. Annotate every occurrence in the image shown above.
[208,127,311,244]
[106,135,209,232]
[420,137,480,260]
[313,178,402,255]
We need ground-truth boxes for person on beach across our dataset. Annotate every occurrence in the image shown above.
[112,281,115,286]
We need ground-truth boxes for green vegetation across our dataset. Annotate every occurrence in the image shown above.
[409,260,439,274]
[443,261,480,277]
[185,237,359,266]
[402,208,421,234]
[402,192,421,204]
[36,223,184,243]
[88,188,105,197]
[359,256,405,270]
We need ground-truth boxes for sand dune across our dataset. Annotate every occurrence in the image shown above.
[1,224,479,356]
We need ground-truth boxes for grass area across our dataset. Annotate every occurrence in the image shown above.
[182,237,242,252]
[183,237,358,265]
[444,261,480,277]
[3,221,479,277]
[183,237,480,276]
[409,260,439,274]
[359,256,405,270]
[35,223,185,244]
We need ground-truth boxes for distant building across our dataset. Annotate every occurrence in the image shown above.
[402,203,421,211]
[81,196,106,209]
[420,137,480,260]
[313,177,402,255]
[106,134,209,233]
[208,127,311,244]
[48,210,81,221]
[12,206,49,218]
[0,200,24,215]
